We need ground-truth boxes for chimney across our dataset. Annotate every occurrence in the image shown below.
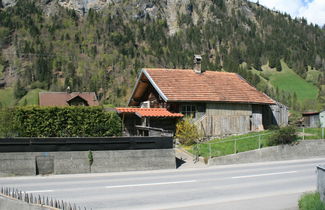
[193,55,203,74]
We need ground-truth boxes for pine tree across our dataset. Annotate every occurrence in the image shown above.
[275,59,282,71]
[14,79,27,99]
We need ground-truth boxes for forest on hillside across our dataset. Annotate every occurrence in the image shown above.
[0,0,325,111]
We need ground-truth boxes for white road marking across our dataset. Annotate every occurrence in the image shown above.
[232,171,298,179]
[105,180,197,189]
[26,190,54,193]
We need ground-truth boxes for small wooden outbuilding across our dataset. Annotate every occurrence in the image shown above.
[302,112,320,128]
[116,108,183,137]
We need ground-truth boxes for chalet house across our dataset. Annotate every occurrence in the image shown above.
[121,56,288,137]
[39,92,99,107]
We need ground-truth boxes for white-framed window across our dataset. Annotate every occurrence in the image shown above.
[181,105,197,118]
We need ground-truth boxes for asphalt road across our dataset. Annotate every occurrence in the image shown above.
[0,158,324,210]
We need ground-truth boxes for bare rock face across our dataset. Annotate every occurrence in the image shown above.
[1,0,17,8]
[57,0,113,14]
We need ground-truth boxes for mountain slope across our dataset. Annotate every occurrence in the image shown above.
[0,0,325,110]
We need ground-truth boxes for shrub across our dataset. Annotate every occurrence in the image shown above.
[175,117,200,146]
[0,108,15,137]
[299,192,325,210]
[268,125,298,146]
[12,106,121,137]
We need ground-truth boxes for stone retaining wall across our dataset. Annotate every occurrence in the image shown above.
[0,149,176,176]
[209,140,325,166]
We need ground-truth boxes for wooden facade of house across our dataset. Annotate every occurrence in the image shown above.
[126,66,288,137]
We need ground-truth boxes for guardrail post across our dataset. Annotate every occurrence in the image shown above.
[234,139,237,154]
[322,127,324,139]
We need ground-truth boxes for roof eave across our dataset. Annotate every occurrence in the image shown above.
[167,100,276,105]
[127,69,169,106]
[127,70,145,106]
[143,69,168,102]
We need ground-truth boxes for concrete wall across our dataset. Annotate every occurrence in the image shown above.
[0,195,55,210]
[317,165,325,202]
[209,140,325,166]
[0,149,176,176]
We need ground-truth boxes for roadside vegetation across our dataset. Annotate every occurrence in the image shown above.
[175,117,201,146]
[0,106,121,137]
[184,126,324,158]
[299,192,325,210]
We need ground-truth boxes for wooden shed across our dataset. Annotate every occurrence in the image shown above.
[116,108,183,137]
[302,112,320,128]
[262,102,289,128]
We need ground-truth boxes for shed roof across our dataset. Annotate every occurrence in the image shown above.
[302,112,320,116]
[129,68,275,106]
[116,108,184,118]
[39,92,99,106]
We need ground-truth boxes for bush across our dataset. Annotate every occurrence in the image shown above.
[0,108,15,137]
[268,126,298,146]
[299,192,325,210]
[175,117,200,146]
[11,106,121,137]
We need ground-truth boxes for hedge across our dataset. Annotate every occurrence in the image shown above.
[0,106,121,137]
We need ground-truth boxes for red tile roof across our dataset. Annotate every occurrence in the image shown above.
[143,68,275,104]
[39,92,99,106]
[116,108,184,118]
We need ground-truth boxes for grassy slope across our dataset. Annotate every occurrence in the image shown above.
[306,67,321,85]
[0,88,16,107]
[17,89,44,106]
[270,62,318,101]
[254,61,319,102]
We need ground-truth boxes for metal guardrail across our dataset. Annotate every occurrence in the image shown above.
[0,186,89,210]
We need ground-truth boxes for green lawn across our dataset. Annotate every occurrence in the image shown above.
[297,127,325,140]
[186,128,325,158]
[0,88,16,107]
[187,131,274,158]
[17,88,44,106]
